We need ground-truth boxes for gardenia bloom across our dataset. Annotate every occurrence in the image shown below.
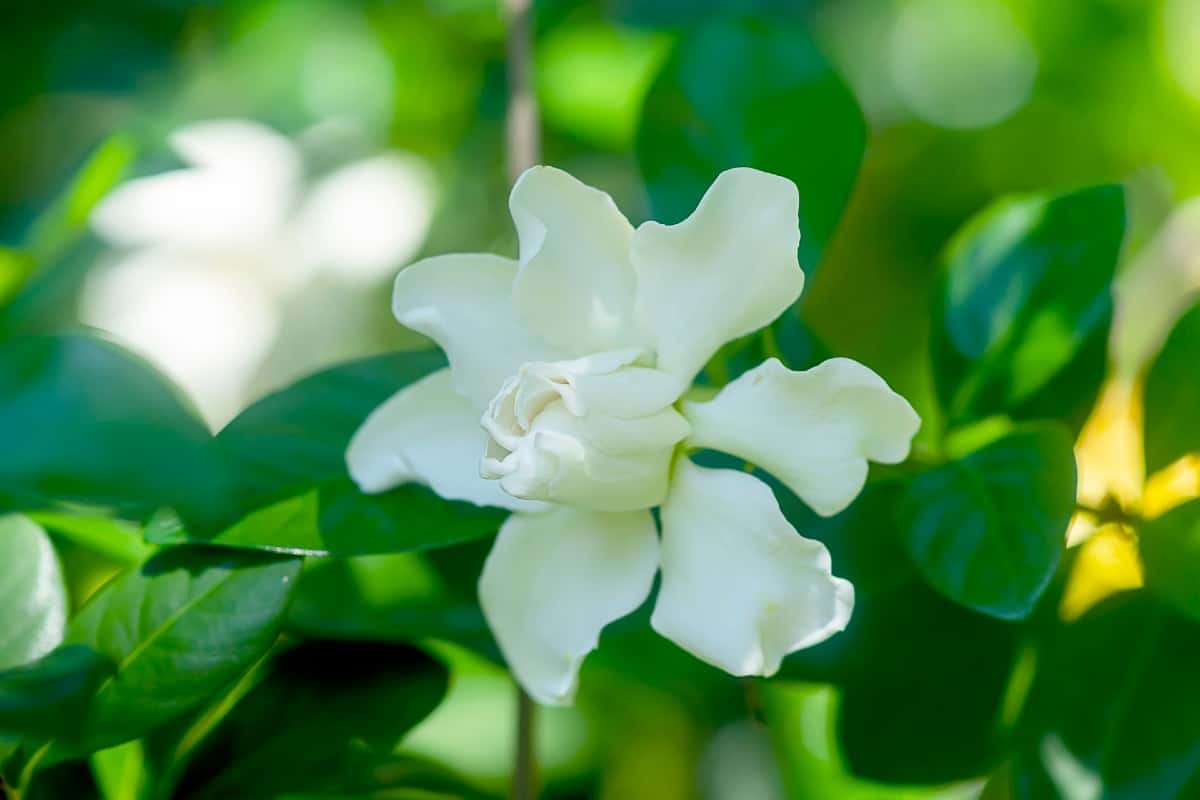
[347,166,920,705]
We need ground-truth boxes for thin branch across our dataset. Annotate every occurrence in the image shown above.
[502,0,540,797]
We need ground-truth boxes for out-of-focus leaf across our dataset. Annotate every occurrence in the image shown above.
[1013,593,1200,798]
[286,550,499,662]
[1140,498,1200,622]
[895,424,1076,619]
[0,249,35,307]
[932,185,1125,428]
[637,16,865,271]
[27,511,149,565]
[147,481,503,556]
[58,547,300,755]
[777,482,1021,783]
[0,515,67,670]
[0,646,113,740]
[1143,303,1200,474]
[90,740,146,800]
[174,640,448,800]
[0,333,228,525]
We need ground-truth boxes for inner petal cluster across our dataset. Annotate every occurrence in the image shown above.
[479,350,690,512]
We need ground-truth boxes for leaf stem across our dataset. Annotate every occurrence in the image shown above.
[502,0,540,796]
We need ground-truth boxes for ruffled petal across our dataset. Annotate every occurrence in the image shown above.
[683,357,920,516]
[651,460,854,677]
[479,506,659,705]
[392,254,562,410]
[509,166,641,354]
[346,368,541,511]
[630,168,805,380]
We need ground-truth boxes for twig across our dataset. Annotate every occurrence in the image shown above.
[501,0,540,797]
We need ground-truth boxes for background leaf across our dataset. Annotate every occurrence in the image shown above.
[1143,302,1200,474]
[1140,498,1200,622]
[0,333,228,524]
[174,640,449,800]
[0,646,114,741]
[1014,593,1200,798]
[932,185,1125,429]
[0,514,67,669]
[895,424,1075,620]
[637,15,865,272]
[59,546,300,755]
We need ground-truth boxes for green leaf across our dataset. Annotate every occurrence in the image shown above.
[90,740,147,800]
[59,547,301,755]
[174,640,448,800]
[0,646,114,740]
[27,511,149,565]
[214,350,445,519]
[158,351,504,555]
[0,334,228,525]
[1140,498,1200,622]
[1143,303,1200,474]
[1014,593,1200,798]
[776,481,1022,783]
[0,515,67,669]
[637,16,865,272]
[932,185,1125,428]
[148,481,504,556]
[895,424,1075,620]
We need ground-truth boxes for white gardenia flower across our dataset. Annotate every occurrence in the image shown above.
[347,166,921,705]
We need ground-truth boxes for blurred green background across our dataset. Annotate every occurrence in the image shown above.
[4,0,1200,798]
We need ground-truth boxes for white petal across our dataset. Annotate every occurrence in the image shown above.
[479,507,659,705]
[510,166,641,354]
[92,120,300,251]
[392,254,562,410]
[346,368,541,511]
[630,168,805,380]
[651,461,854,677]
[683,358,920,517]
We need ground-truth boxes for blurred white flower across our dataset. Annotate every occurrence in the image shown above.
[347,166,921,705]
[84,119,437,427]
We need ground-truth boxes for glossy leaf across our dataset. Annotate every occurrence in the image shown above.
[0,646,114,740]
[932,185,1125,428]
[1140,498,1200,622]
[895,424,1076,619]
[147,480,504,556]
[0,334,228,525]
[174,640,448,800]
[0,515,67,669]
[776,481,1022,783]
[158,351,504,554]
[60,547,301,754]
[637,16,865,271]
[1143,303,1200,474]
[1014,593,1200,799]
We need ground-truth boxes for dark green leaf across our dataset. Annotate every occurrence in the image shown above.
[59,547,301,755]
[637,16,864,272]
[148,480,504,557]
[932,185,1125,428]
[212,350,445,520]
[1143,303,1200,474]
[895,424,1076,619]
[0,515,66,670]
[0,334,228,525]
[0,646,114,740]
[1140,498,1200,622]
[776,481,1021,783]
[175,640,448,800]
[1014,593,1200,799]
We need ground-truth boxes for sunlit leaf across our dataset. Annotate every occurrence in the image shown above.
[59,547,300,755]
[932,185,1125,429]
